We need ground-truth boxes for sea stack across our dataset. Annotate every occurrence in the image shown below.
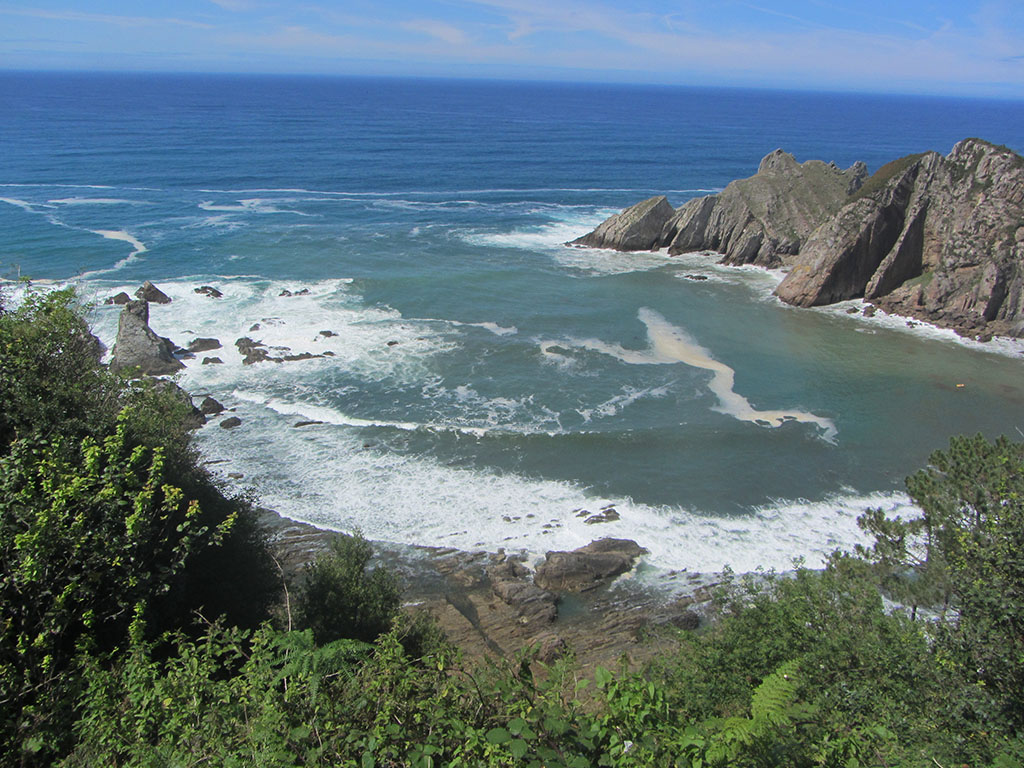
[110,300,184,376]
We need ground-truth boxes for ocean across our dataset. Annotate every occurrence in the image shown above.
[2,71,1023,574]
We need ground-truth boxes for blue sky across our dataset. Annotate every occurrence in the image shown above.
[1,1,1022,97]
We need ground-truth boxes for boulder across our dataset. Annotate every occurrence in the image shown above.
[104,291,131,305]
[220,416,242,429]
[202,357,223,365]
[135,281,171,304]
[199,396,225,415]
[487,558,557,624]
[110,300,184,376]
[187,337,221,353]
[194,285,223,298]
[236,337,272,365]
[570,195,676,251]
[534,538,647,593]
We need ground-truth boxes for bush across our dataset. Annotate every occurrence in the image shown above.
[293,533,401,645]
[0,288,279,764]
[859,434,1024,734]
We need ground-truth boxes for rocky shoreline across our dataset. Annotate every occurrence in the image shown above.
[98,288,714,668]
[571,138,1024,341]
[256,505,714,673]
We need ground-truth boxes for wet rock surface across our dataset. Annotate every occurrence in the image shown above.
[253,509,712,675]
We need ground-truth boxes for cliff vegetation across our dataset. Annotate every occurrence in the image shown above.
[1,287,1023,766]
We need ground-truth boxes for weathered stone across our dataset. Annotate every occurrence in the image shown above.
[199,396,225,415]
[570,195,676,251]
[236,337,272,365]
[220,416,242,429]
[775,139,1024,337]
[575,138,1024,338]
[110,300,184,376]
[104,291,131,305]
[487,558,557,624]
[532,633,568,663]
[202,357,223,365]
[534,539,647,593]
[135,280,171,304]
[194,285,223,298]
[187,337,221,353]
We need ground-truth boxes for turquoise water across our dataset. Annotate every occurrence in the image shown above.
[2,73,1023,571]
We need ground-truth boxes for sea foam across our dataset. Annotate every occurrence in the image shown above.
[542,308,836,440]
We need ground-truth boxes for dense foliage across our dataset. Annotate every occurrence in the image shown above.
[2,286,1022,766]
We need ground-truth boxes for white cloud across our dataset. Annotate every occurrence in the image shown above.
[400,19,468,45]
[0,6,213,29]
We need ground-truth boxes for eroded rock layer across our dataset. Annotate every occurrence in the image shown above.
[572,139,1024,338]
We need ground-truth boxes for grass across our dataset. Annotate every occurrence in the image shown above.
[848,153,927,203]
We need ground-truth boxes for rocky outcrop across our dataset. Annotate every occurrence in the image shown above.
[571,152,867,267]
[487,557,557,625]
[104,291,131,306]
[188,337,221,353]
[199,396,225,415]
[135,281,171,304]
[235,336,328,365]
[571,196,676,250]
[574,139,1024,338]
[110,300,184,376]
[534,539,647,593]
[664,152,868,267]
[775,139,1024,337]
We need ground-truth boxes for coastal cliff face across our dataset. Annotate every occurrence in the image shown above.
[572,139,1024,338]
[571,149,867,267]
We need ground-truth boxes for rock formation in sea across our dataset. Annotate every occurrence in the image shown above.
[572,138,1024,338]
[135,280,172,304]
[110,299,185,376]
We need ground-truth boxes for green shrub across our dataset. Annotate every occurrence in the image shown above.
[293,533,401,645]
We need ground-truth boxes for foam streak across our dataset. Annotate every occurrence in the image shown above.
[544,308,836,439]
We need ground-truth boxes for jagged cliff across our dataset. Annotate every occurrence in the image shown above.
[571,139,1024,339]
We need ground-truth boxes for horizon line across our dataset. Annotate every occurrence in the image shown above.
[3,66,1023,104]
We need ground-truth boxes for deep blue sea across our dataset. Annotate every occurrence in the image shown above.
[2,72,1023,573]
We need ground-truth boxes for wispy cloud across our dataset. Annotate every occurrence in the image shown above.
[0,6,213,29]
[400,19,468,45]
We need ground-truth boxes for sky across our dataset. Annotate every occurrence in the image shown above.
[1,1,1023,98]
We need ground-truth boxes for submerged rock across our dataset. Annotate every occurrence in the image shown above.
[194,285,223,298]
